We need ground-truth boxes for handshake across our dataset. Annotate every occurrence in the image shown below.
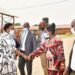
[22,54,35,61]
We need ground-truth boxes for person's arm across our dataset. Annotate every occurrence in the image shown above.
[28,43,45,60]
[14,38,20,49]
[14,48,28,60]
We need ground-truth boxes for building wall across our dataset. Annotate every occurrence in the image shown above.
[14,27,71,42]
[55,28,70,34]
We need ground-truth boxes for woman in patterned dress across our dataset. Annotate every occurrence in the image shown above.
[0,23,27,75]
[28,23,65,75]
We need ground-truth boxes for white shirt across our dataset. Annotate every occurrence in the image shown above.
[40,31,48,44]
[71,28,75,34]
[20,31,28,51]
[70,44,75,71]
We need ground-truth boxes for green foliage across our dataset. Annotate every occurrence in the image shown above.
[34,24,38,26]
[14,23,21,26]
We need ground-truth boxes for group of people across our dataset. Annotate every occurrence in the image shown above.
[0,19,75,75]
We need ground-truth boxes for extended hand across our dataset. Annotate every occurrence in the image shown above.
[28,54,35,61]
[23,55,28,60]
[27,55,31,60]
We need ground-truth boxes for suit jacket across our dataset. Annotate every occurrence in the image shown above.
[67,40,75,75]
[20,30,36,55]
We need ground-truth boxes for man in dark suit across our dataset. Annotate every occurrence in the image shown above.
[18,22,36,75]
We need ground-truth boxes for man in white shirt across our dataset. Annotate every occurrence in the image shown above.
[18,22,36,75]
[70,19,75,75]
[64,20,75,75]
[70,20,75,72]
[38,21,48,75]
[64,41,75,75]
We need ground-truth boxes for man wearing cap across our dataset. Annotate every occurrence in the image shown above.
[18,22,36,75]
[38,21,48,75]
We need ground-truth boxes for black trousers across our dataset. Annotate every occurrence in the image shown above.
[18,55,32,75]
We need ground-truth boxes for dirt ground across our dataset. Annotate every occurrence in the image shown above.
[16,37,75,75]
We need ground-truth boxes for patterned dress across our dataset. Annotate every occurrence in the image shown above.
[30,37,65,75]
[0,32,17,75]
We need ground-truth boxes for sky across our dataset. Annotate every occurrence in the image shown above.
[0,0,75,25]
